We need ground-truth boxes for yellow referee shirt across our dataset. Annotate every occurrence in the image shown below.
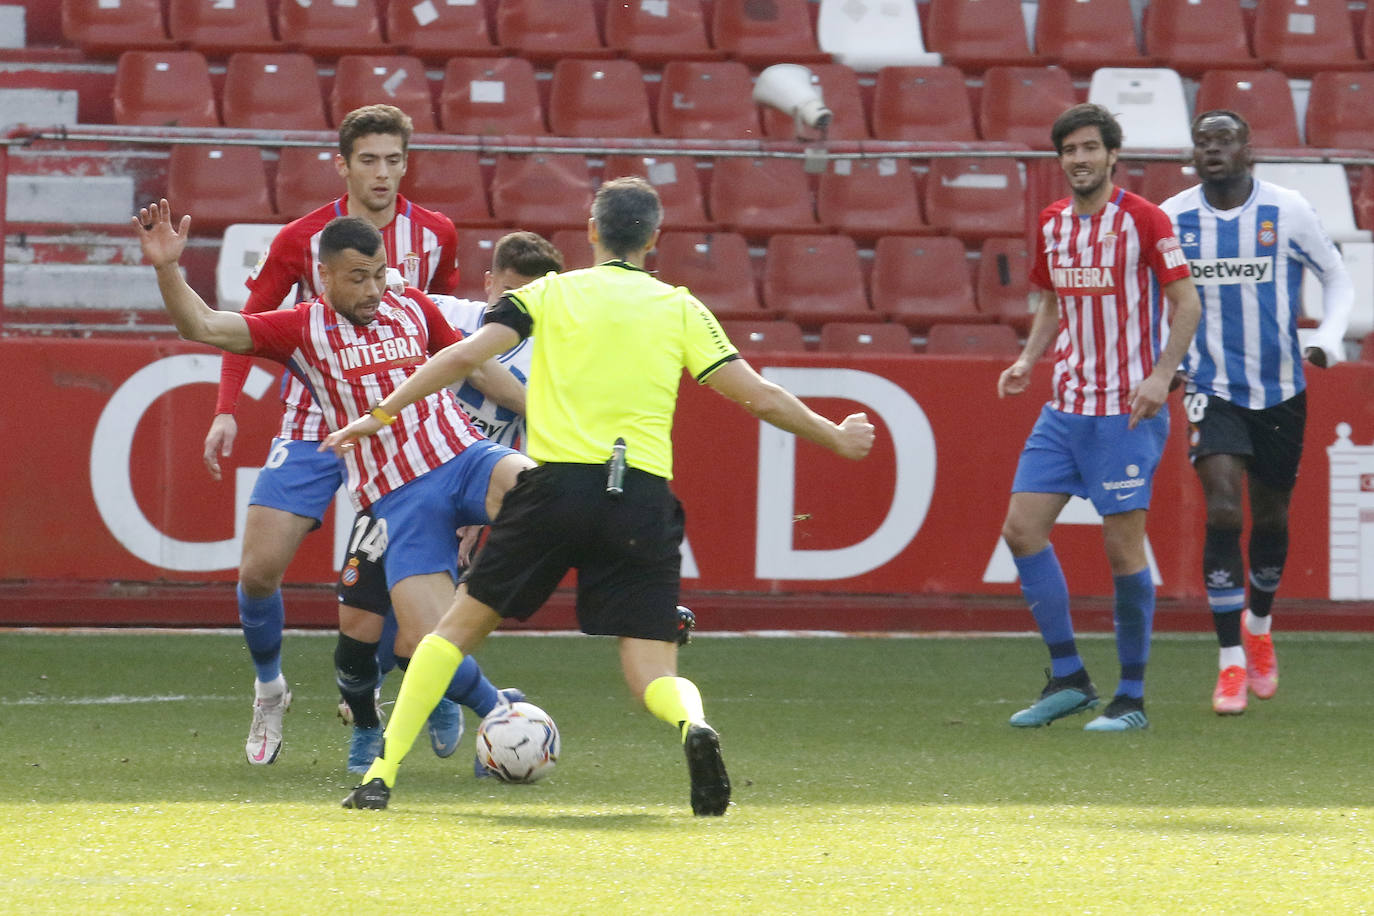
[504,261,739,479]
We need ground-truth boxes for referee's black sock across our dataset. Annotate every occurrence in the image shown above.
[335,634,382,730]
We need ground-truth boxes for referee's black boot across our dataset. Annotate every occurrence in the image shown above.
[684,723,731,816]
[341,777,390,810]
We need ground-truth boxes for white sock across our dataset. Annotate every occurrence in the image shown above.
[1245,612,1272,636]
[1219,645,1245,670]
[255,674,287,698]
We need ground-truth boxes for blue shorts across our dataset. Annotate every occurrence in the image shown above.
[1012,405,1169,516]
[247,438,346,528]
[369,439,514,590]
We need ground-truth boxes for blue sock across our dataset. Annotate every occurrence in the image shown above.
[1014,545,1082,678]
[376,611,399,677]
[237,585,284,684]
[445,655,500,716]
[1113,568,1155,699]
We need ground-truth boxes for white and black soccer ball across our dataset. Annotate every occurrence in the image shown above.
[475,701,560,783]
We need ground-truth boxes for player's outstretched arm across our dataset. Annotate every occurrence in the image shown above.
[320,322,521,454]
[705,359,875,461]
[133,199,253,353]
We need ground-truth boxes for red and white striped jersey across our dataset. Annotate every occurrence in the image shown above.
[1030,186,1191,416]
[243,289,485,510]
[216,194,460,440]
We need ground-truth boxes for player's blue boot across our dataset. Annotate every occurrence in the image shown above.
[427,698,464,758]
[1083,694,1149,731]
[1009,668,1099,727]
[473,688,527,777]
[348,725,385,774]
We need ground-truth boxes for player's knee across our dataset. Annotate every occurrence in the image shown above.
[335,634,380,691]
[238,566,284,598]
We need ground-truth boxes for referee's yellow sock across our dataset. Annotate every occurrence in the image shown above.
[644,676,706,743]
[363,633,462,788]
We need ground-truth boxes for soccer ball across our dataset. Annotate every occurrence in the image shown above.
[475,701,560,783]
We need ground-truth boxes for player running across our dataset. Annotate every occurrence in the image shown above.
[1160,110,1352,714]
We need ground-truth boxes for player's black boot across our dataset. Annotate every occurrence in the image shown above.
[684,723,731,816]
[675,606,697,646]
[341,777,390,810]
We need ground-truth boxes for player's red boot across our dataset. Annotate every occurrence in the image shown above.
[1211,665,1247,715]
[1242,611,1278,699]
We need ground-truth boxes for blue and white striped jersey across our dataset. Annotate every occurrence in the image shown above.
[1160,178,1351,409]
[432,295,532,451]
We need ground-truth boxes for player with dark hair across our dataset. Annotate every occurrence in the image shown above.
[136,203,530,769]
[325,177,875,814]
[999,103,1202,731]
[337,230,565,774]
[203,104,467,766]
[1160,110,1352,714]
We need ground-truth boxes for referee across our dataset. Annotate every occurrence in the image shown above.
[327,177,876,815]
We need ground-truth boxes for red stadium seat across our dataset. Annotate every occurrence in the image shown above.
[602,155,715,232]
[273,147,341,220]
[923,0,1040,72]
[872,65,977,143]
[816,158,928,241]
[720,319,807,353]
[489,154,595,233]
[113,51,218,127]
[924,157,1027,242]
[708,157,818,240]
[1143,0,1256,77]
[1033,0,1152,75]
[819,321,915,354]
[652,231,764,320]
[440,57,546,136]
[386,0,499,61]
[763,234,872,328]
[549,229,597,271]
[711,0,827,66]
[873,236,984,333]
[605,0,722,65]
[975,237,1035,331]
[62,0,173,56]
[925,322,1021,356]
[330,56,437,133]
[1305,72,1374,150]
[169,145,275,229]
[548,59,655,138]
[222,53,328,131]
[1194,70,1302,149]
[1138,161,1200,205]
[1356,167,1374,233]
[495,0,613,65]
[656,61,761,140]
[1252,0,1366,78]
[978,66,1077,148]
[277,0,385,57]
[168,0,279,57]
[454,227,510,298]
[401,151,497,227]
[759,64,869,141]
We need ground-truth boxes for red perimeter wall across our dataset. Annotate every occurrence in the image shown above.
[4,338,1374,629]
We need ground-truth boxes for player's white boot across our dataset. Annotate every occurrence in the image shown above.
[246,676,292,765]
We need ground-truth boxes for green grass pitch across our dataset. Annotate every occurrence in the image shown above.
[2,629,1371,914]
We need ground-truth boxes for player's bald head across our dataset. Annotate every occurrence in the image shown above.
[1191,110,1250,145]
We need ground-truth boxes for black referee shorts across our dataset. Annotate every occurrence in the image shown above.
[465,462,685,642]
[1185,389,1306,491]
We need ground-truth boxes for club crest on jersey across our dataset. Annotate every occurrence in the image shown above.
[402,251,421,284]
[1099,232,1117,263]
[1258,220,1277,248]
